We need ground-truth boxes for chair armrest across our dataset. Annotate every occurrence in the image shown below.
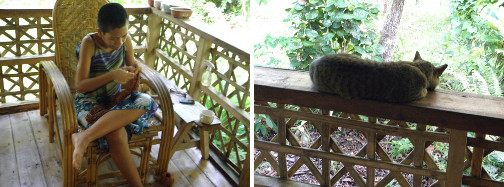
[138,63,176,170]
[39,61,78,133]
[138,63,175,130]
[39,60,78,183]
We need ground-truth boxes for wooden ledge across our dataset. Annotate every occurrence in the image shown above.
[150,7,249,59]
[254,66,504,136]
[0,6,151,18]
[254,174,320,187]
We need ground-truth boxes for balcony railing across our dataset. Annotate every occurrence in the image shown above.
[254,66,504,186]
[0,6,249,184]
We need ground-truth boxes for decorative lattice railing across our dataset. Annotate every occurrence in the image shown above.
[0,8,54,103]
[254,66,504,187]
[148,8,250,177]
[0,7,148,105]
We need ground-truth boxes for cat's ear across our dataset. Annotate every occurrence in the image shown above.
[413,51,422,61]
[435,64,448,76]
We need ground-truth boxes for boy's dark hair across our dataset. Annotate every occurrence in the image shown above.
[97,3,128,34]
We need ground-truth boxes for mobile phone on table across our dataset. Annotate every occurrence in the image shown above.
[180,98,195,104]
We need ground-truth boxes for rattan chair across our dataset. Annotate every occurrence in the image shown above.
[38,0,175,186]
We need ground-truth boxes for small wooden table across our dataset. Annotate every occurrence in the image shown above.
[170,95,221,160]
[152,73,221,160]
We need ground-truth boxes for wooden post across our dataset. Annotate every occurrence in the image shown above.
[320,113,331,186]
[188,38,212,100]
[145,14,161,68]
[413,124,426,187]
[470,133,486,182]
[48,80,55,143]
[446,129,467,186]
[367,131,376,187]
[238,150,250,187]
[199,126,210,160]
[38,66,47,116]
[277,105,288,179]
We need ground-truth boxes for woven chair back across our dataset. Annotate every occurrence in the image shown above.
[53,0,109,90]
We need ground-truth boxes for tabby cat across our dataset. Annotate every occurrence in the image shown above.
[309,52,448,103]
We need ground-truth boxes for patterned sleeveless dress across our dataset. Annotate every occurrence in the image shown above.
[75,33,158,150]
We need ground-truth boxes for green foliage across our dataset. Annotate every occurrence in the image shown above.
[387,138,413,159]
[183,0,249,23]
[255,114,277,137]
[255,0,383,70]
[435,35,502,96]
[433,142,449,171]
[483,151,504,180]
[449,0,504,83]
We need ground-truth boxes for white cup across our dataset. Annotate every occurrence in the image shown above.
[200,110,214,124]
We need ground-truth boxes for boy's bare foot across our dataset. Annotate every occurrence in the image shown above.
[72,132,88,170]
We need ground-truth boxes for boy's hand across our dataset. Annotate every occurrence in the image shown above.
[113,67,135,84]
[132,60,142,75]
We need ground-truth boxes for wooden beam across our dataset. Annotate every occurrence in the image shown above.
[462,176,504,187]
[255,140,447,180]
[255,174,320,187]
[0,54,55,66]
[470,133,486,180]
[445,129,467,186]
[0,100,39,114]
[151,7,249,59]
[254,66,504,137]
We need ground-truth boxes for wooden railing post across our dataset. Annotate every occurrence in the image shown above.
[238,150,250,187]
[277,104,288,179]
[321,110,331,186]
[366,131,376,187]
[413,124,426,187]
[446,129,467,186]
[145,14,161,68]
[470,133,486,182]
[188,38,212,100]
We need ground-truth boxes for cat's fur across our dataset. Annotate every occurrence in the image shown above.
[309,52,448,103]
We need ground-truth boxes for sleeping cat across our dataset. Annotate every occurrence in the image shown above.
[309,52,448,103]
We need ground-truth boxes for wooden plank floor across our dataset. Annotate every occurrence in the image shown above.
[0,110,233,187]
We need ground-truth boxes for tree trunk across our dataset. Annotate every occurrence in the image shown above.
[379,0,405,62]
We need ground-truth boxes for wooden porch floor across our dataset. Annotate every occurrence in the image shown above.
[0,110,233,187]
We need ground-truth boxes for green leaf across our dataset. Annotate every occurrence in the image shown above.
[294,4,304,10]
[355,46,365,54]
[353,8,369,20]
[334,0,347,8]
[302,41,314,47]
[306,10,319,20]
[341,13,355,20]
[305,29,319,39]
[321,33,335,42]
[265,116,278,132]
[286,41,302,51]
[259,125,268,137]
[336,30,346,37]
[326,0,337,5]
[370,8,380,14]
[322,45,334,53]
[309,0,318,4]
[373,44,384,54]
[482,35,501,43]
[323,19,332,27]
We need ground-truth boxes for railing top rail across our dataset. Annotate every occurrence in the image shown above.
[151,8,250,59]
[254,66,504,136]
[0,6,150,18]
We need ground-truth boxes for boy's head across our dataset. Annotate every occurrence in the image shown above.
[97,3,129,50]
[97,3,128,34]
